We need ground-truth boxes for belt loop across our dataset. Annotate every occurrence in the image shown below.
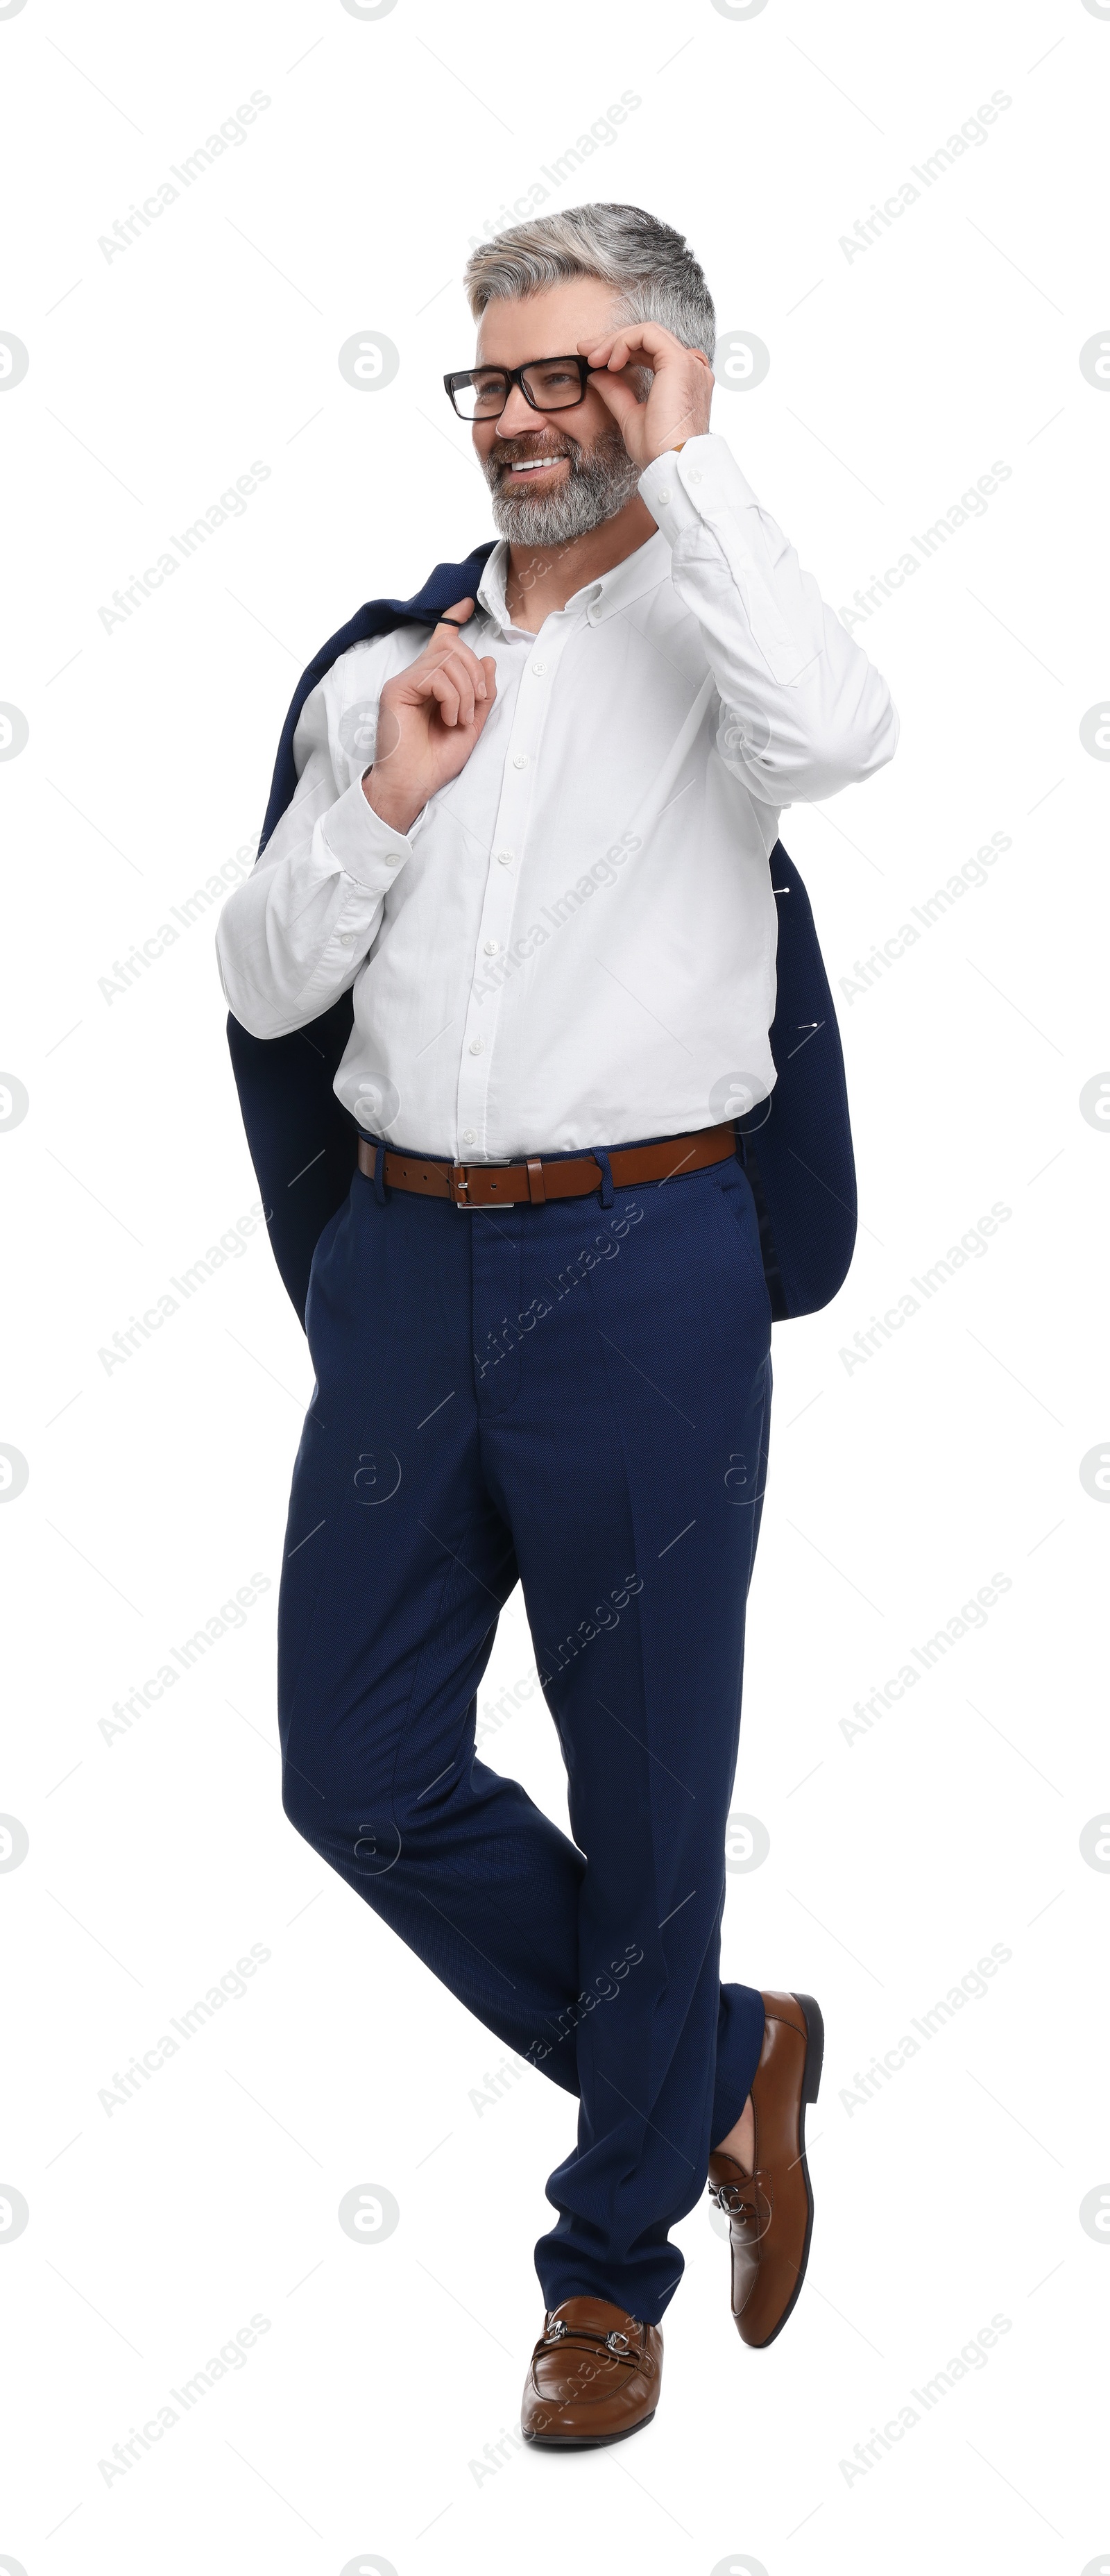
[372,1139,388,1205]
[594,1147,615,1210]
[526,1158,546,1205]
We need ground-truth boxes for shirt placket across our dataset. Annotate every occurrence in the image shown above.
[454,596,594,1160]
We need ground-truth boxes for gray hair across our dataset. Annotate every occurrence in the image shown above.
[462,203,716,367]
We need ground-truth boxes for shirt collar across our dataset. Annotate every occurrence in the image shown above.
[475,527,672,641]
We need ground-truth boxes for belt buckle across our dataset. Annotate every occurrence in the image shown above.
[448,1162,471,1209]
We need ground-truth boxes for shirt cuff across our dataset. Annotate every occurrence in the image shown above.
[638,432,762,543]
[320,771,418,890]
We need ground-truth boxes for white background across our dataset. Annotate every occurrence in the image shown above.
[1,1,1107,2570]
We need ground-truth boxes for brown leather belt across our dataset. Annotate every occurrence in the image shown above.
[357,1121,737,1209]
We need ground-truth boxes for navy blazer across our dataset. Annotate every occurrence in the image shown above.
[226,545,857,1326]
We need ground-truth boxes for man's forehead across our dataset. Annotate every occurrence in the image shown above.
[475,279,617,357]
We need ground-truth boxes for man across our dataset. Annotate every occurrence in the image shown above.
[216,203,897,2448]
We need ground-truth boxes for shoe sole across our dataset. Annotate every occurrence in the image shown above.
[522,2408,657,2450]
[746,1989,824,2350]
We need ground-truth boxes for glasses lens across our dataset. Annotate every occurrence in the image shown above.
[521,360,583,410]
[456,371,509,419]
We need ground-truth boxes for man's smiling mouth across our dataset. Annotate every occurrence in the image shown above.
[499,452,571,477]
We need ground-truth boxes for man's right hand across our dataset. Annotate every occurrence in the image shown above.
[361,601,497,835]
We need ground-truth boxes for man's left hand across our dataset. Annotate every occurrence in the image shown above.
[577,321,714,468]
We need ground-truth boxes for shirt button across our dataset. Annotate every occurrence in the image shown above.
[656,486,671,505]
[512,753,529,770]
[496,847,514,866]
[462,1128,477,1145]
[687,468,701,484]
[531,659,547,676]
[338,931,356,947]
[484,940,500,955]
[469,1036,484,1056]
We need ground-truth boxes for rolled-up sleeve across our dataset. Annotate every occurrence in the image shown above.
[639,434,898,806]
[215,666,417,1038]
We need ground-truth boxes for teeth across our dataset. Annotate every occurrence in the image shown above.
[507,456,565,472]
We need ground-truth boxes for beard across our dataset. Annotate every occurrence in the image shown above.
[481,422,643,547]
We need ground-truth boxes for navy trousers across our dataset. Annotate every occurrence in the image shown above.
[278,1139,773,2325]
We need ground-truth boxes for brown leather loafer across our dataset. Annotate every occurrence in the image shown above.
[708,1989,823,2348]
[520,2296,663,2448]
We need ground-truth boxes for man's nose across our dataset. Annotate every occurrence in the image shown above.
[491,385,547,437]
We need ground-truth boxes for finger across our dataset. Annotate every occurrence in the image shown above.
[442,655,476,728]
[427,668,463,727]
[586,368,641,423]
[397,645,482,717]
[581,334,635,372]
[429,626,489,699]
[579,320,679,364]
[468,659,498,735]
[578,331,652,373]
[445,648,482,724]
[432,595,475,637]
[450,643,489,699]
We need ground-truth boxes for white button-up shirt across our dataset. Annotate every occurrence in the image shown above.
[216,434,897,1160]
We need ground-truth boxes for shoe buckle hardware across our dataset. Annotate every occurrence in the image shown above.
[544,2318,567,2341]
[605,2329,631,2353]
[712,2178,755,2223]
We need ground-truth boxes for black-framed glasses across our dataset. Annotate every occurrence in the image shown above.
[443,356,598,421]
